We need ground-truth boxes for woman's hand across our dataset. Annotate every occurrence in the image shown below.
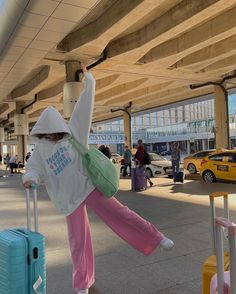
[80,63,87,73]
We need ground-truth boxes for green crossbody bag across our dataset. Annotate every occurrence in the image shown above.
[69,137,119,198]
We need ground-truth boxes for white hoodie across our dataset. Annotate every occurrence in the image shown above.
[23,72,96,216]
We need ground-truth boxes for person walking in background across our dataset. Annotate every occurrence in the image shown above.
[22,65,174,294]
[98,145,112,160]
[5,153,10,172]
[171,142,180,174]
[134,139,153,187]
[9,154,17,174]
[123,145,132,176]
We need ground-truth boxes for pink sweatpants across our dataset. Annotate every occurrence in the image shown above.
[66,189,164,290]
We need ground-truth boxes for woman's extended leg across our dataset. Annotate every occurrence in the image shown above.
[85,189,165,256]
[66,201,95,291]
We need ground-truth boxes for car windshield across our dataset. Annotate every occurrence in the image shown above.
[193,150,215,158]
[149,153,166,161]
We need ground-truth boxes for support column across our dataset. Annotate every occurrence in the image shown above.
[187,141,190,154]
[65,60,81,82]
[167,142,170,151]
[63,60,83,119]
[0,128,4,164]
[202,139,206,150]
[123,108,132,149]
[15,102,29,163]
[214,86,229,149]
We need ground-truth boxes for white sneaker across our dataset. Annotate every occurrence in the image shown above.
[77,289,89,294]
[160,237,174,250]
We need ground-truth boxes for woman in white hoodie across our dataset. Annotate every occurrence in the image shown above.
[23,66,174,294]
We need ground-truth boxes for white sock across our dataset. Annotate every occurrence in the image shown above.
[77,289,89,294]
[160,237,174,250]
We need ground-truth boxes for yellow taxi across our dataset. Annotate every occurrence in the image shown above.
[199,149,236,183]
[183,150,215,174]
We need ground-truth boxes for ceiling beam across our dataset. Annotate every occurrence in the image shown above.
[10,66,50,99]
[0,103,9,115]
[37,80,64,101]
[104,81,175,106]
[138,5,236,65]
[34,74,121,103]
[106,0,231,61]
[95,78,148,102]
[96,74,120,91]
[139,87,214,110]
[200,54,236,73]
[171,34,236,69]
[0,102,15,118]
[57,0,143,52]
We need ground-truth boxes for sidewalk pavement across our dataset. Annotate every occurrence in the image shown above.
[0,168,236,294]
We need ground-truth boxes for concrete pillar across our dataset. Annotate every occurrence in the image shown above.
[123,109,132,149]
[65,60,81,82]
[187,140,190,154]
[63,60,83,119]
[0,128,4,164]
[0,127,4,142]
[15,102,28,163]
[202,139,206,150]
[214,86,229,149]
[167,142,170,151]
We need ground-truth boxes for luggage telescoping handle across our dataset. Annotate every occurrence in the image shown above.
[209,192,229,254]
[215,217,236,294]
[26,184,39,232]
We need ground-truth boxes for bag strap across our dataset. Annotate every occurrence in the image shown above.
[69,137,88,155]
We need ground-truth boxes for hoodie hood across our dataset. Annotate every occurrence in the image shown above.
[30,106,71,140]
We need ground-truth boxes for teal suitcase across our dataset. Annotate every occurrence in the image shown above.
[0,188,46,293]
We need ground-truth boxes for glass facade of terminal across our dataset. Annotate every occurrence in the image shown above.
[90,93,236,155]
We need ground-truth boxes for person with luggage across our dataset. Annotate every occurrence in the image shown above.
[171,142,180,173]
[123,145,132,176]
[4,153,10,172]
[134,139,153,187]
[171,142,184,183]
[22,65,174,294]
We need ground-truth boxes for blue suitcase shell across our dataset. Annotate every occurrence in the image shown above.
[0,188,46,294]
[0,229,46,294]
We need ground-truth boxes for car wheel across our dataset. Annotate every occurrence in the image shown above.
[187,163,197,174]
[203,170,215,183]
[145,168,153,178]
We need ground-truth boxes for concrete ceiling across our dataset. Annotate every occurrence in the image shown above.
[1,0,236,129]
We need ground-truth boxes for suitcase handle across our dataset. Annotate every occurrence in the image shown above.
[209,192,228,200]
[209,192,229,255]
[26,184,39,232]
[215,217,236,294]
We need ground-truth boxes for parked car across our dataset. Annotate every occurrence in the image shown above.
[160,150,172,156]
[145,153,172,178]
[199,150,236,183]
[183,150,215,174]
[120,153,172,177]
[111,153,123,164]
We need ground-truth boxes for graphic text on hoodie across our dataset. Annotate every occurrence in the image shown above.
[46,147,72,175]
